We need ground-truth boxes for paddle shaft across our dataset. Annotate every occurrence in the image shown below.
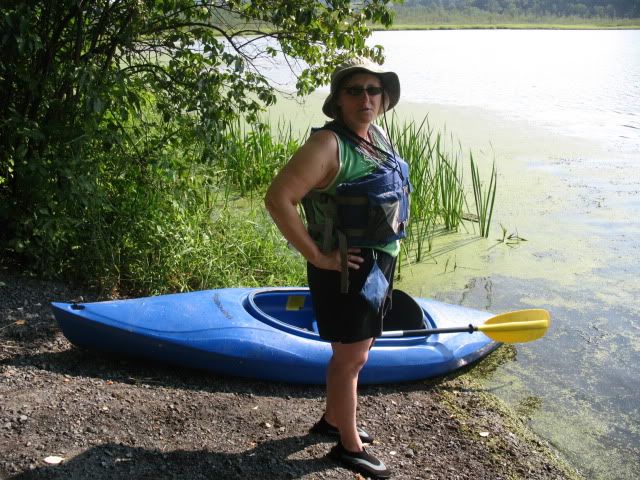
[381,318,549,341]
[382,325,476,338]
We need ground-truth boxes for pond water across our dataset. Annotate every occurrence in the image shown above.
[266,29,640,479]
[376,29,640,156]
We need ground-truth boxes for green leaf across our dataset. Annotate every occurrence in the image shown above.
[93,98,104,113]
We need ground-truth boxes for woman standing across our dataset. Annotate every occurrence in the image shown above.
[265,57,409,479]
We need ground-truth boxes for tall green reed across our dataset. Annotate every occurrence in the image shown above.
[470,153,497,238]
[387,115,469,267]
[434,135,464,231]
[387,116,435,264]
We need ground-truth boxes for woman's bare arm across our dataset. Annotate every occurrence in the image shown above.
[265,130,362,271]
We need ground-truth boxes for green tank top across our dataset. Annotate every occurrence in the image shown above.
[308,129,401,257]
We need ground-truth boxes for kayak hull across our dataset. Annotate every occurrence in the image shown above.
[51,288,499,385]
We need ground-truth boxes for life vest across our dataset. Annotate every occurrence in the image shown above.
[302,122,412,292]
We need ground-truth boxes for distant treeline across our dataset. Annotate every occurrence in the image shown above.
[397,1,640,18]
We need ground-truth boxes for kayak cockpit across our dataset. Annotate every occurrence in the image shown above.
[244,288,431,341]
[246,289,318,336]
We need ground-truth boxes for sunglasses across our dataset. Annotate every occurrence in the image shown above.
[343,86,384,97]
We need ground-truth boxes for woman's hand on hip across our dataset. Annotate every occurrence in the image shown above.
[314,247,364,272]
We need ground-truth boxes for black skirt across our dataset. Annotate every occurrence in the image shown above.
[307,248,396,343]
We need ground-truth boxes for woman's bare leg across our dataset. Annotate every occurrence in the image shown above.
[324,337,374,452]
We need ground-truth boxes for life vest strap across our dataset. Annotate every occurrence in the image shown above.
[322,217,333,253]
[335,196,368,206]
[338,231,349,293]
[342,228,367,237]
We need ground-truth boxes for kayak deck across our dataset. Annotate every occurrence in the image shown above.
[51,288,499,384]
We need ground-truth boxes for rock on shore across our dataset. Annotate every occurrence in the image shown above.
[0,269,581,479]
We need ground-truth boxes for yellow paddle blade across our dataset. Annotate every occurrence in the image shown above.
[477,309,551,343]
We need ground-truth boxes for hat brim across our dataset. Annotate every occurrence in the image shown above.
[322,67,400,119]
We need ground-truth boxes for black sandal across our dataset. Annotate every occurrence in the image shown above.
[329,441,390,479]
[309,415,374,444]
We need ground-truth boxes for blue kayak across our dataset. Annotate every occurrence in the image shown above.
[51,288,499,384]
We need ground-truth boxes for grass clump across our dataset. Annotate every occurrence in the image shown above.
[52,159,306,296]
[213,120,300,198]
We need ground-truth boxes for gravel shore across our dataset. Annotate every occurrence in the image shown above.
[0,268,582,479]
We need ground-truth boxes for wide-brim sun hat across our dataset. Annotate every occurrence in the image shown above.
[322,57,400,119]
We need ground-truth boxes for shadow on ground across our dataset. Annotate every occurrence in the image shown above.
[8,436,331,480]
[3,338,511,400]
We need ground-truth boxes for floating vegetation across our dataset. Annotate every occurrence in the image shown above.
[496,224,527,247]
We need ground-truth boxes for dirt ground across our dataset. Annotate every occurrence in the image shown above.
[0,269,582,479]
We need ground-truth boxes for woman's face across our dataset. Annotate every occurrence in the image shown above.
[335,72,384,129]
